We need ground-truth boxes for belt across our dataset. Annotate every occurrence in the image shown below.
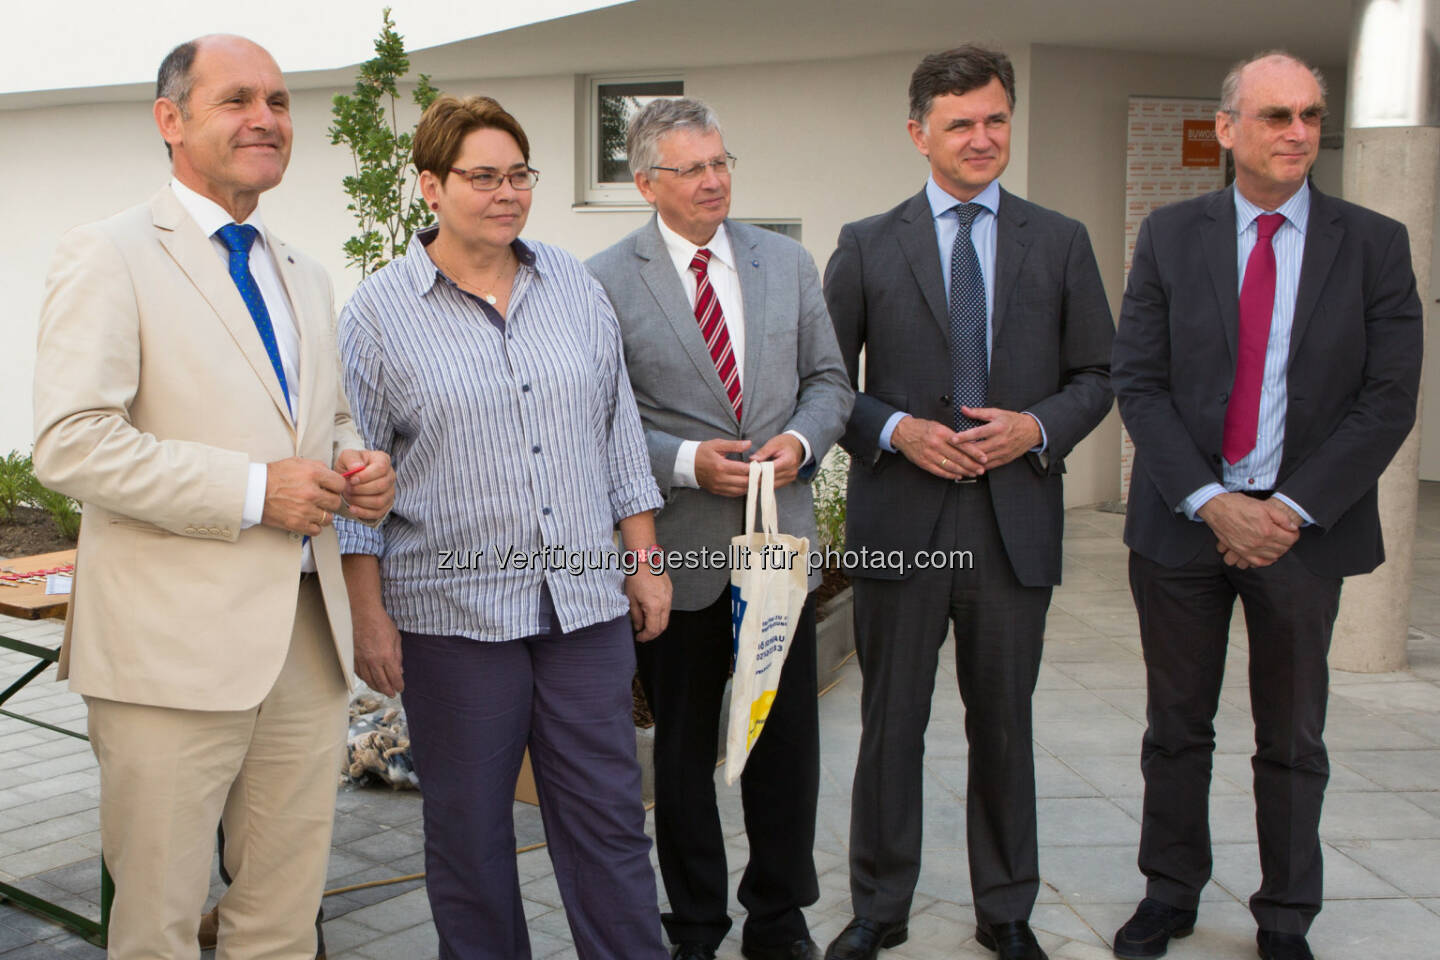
[300,570,319,582]
[1240,489,1274,500]
[953,474,987,486]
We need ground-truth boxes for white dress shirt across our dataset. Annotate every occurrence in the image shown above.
[170,179,314,570]
[654,215,812,487]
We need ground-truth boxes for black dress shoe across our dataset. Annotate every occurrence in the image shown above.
[671,944,717,960]
[741,938,820,960]
[1112,898,1198,959]
[975,920,1048,960]
[823,917,908,960]
[1257,930,1313,960]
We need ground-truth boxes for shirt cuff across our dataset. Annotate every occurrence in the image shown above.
[1271,492,1315,527]
[879,411,908,454]
[673,440,701,489]
[785,430,813,468]
[241,462,267,529]
[1180,483,1227,522]
[1023,411,1047,453]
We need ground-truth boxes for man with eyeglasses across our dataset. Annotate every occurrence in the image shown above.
[587,98,852,960]
[822,46,1114,960]
[1110,52,1422,960]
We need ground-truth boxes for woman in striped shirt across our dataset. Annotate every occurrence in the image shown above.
[336,95,670,960]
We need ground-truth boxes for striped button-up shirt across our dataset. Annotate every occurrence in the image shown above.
[336,228,663,641]
[1182,184,1313,523]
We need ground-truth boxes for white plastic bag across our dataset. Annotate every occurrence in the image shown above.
[724,460,809,785]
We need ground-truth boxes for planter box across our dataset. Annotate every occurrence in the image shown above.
[634,586,855,803]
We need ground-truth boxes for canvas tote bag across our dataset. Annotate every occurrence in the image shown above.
[724,460,810,784]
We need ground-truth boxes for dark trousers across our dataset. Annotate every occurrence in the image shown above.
[636,586,820,948]
[1129,548,1340,935]
[400,612,667,960]
[848,481,1051,926]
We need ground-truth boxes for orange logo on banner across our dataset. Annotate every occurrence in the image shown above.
[1182,119,1220,166]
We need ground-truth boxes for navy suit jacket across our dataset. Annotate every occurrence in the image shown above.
[825,186,1115,586]
[1112,184,1423,578]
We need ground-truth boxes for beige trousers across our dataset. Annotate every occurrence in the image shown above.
[86,579,348,960]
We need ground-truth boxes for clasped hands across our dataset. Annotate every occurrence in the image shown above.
[694,434,806,497]
[261,449,395,536]
[891,407,1040,480]
[1196,492,1302,569]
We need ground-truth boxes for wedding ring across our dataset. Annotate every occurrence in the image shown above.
[941,457,950,468]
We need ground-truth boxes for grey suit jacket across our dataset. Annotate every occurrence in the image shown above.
[588,217,853,609]
[825,187,1114,587]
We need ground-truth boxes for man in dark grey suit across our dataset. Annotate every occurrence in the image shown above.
[822,46,1114,960]
[1111,53,1422,960]
[587,98,852,960]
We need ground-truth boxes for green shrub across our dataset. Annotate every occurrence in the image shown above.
[812,446,850,555]
[0,451,40,522]
[29,486,81,541]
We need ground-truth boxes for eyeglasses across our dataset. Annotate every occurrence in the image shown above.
[648,154,736,181]
[1227,106,1327,129]
[449,166,541,191]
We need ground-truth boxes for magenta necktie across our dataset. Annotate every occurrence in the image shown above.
[689,249,742,421]
[1222,213,1284,465]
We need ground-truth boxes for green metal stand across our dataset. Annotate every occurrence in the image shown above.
[0,633,111,947]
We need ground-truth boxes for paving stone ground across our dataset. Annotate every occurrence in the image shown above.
[1,483,1438,959]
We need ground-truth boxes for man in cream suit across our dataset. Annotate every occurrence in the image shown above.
[32,35,394,960]
[588,98,852,960]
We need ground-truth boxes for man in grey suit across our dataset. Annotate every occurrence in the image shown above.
[822,47,1114,960]
[587,98,852,960]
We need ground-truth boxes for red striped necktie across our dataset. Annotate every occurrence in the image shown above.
[689,248,742,421]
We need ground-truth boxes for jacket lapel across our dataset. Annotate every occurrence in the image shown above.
[635,218,738,423]
[151,190,296,435]
[896,190,950,339]
[1289,187,1343,363]
[1202,187,1241,365]
[270,234,313,439]
[992,189,1032,346]
[732,222,765,432]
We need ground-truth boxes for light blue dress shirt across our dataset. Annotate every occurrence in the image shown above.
[1181,184,1314,525]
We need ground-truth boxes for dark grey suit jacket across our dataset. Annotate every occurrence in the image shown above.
[1112,184,1423,579]
[825,186,1114,587]
[588,217,853,609]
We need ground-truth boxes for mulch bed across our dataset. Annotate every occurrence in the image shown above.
[0,506,77,559]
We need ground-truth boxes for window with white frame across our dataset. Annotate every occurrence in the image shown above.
[584,75,684,204]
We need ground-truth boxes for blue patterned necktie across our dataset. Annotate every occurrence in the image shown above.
[948,203,988,431]
[216,223,291,415]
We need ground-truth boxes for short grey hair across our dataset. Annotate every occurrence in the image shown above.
[157,40,200,115]
[626,98,724,178]
[156,39,201,159]
[1219,50,1328,114]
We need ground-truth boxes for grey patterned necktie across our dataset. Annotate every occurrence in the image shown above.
[948,203,988,431]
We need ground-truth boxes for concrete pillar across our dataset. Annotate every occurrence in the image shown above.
[1332,0,1438,671]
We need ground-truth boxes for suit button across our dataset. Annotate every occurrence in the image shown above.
[184,526,196,534]
[1219,393,1229,403]
[289,532,302,542]
[940,395,952,406]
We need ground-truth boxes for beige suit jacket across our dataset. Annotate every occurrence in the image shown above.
[33,187,364,711]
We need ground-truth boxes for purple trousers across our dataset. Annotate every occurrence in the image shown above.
[400,612,666,960]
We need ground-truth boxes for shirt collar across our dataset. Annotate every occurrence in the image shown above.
[926,174,1000,222]
[655,213,735,273]
[403,225,538,297]
[1233,181,1310,237]
[170,178,271,247]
